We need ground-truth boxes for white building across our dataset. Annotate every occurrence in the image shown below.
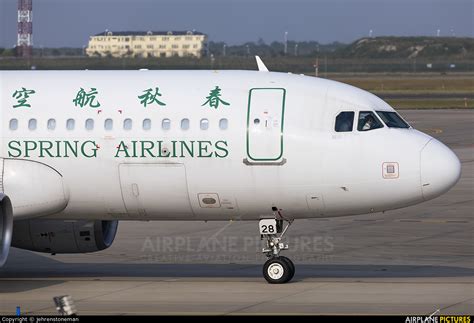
[86,30,207,58]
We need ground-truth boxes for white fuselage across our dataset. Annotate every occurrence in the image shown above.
[0,70,461,221]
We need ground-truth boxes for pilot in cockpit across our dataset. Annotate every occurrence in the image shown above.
[362,114,376,131]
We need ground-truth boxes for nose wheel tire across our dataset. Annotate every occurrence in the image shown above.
[279,256,295,281]
[263,257,294,284]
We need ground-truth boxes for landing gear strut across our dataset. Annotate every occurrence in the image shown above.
[260,207,295,284]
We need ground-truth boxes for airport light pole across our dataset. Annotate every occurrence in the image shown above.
[314,58,319,77]
[210,53,215,69]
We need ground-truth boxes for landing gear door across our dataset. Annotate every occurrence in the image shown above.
[246,88,286,165]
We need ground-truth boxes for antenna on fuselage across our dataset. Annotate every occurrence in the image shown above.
[255,56,269,72]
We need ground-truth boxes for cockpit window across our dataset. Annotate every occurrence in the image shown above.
[376,111,410,129]
[357,111,384,131]
[335,111,354,132]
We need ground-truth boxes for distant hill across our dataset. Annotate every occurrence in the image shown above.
[336,37,474,59]
[208,40,344,57]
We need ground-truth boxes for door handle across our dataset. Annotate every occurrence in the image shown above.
[131,183,139,197]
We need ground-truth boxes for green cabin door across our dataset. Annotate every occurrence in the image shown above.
[246,88,286,162]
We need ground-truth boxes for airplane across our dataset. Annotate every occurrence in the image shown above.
[0,57,461,284]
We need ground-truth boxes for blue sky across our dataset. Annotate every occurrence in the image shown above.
[1,0,472,48]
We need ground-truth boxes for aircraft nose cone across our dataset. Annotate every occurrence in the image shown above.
[420,139,461,201]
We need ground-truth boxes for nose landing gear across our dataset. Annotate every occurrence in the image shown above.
[259,208,295,284]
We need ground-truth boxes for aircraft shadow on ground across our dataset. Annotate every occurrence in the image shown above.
[0,280,65,293]
[2,263,473,278]
[0,249,473,292]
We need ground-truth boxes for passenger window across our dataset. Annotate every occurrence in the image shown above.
[200,118,209,130]
[9,119,18,131]
[181,118,190,130]
[104,118,113,131]
[357,111,383,131]
[47,119,56,130]
[85,118,94,131]
[66,118,75,131]
[219,118,228,130]
[123,118,132,130]
[28,119,37,131]
[162,118,171,130]
[335,111,354,132]
[143,118,151,131]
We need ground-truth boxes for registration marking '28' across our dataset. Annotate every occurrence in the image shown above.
[259,219,277,235]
